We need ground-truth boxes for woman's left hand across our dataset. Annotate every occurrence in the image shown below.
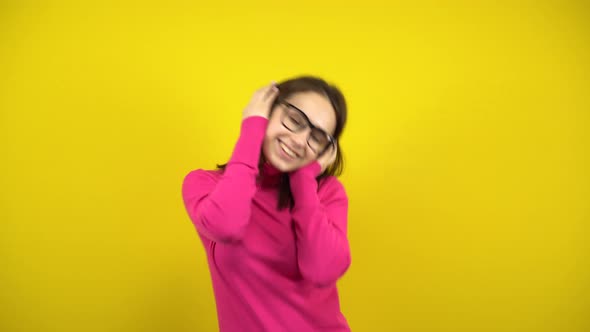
[317,144,338,173]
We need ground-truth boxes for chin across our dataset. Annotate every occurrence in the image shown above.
[263,138,304,173]
[268,155,297,173]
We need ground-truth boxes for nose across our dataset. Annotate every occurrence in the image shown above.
[290,129,310,151]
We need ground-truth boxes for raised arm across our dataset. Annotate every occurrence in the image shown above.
[182,83,279,243]
[289,161,351,287]
[182,116,268,242]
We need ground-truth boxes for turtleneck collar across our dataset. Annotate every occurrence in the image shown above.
[258,161,284,188]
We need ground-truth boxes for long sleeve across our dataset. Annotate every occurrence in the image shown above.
[181,116,268,243]
[289,161,351,287]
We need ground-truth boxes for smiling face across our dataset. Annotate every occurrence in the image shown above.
[262,91,337,172]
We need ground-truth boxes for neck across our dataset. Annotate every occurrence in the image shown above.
[258,159,283,187]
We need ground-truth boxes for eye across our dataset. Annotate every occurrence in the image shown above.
[310,132,327,143]
[288,115,303,126]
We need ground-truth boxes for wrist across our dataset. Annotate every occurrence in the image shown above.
[291,160,321,178]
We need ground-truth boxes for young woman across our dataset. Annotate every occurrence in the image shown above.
[182,76,351,331]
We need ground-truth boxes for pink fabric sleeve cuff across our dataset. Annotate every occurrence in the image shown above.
[289,161,322,207]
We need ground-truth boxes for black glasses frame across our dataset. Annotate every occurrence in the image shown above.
[279,100,337,157]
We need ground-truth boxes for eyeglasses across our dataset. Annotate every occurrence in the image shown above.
[279,100,336,156]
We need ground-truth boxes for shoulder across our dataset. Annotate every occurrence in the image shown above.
[182,168,223,189]
[184,168,222,180]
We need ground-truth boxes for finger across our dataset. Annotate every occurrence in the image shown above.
[263,82,279,99]
[265,83,279,95]
[329,145,337,161]
[328,143,337,155]
[254,82,274,97]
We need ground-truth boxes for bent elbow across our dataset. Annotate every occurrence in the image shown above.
[299,252,352,287]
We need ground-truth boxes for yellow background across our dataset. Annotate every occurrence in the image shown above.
[1,1,588,331]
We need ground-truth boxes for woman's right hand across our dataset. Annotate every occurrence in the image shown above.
[242,82,280,120]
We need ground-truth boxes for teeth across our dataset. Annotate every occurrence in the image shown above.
[280,141,297,158]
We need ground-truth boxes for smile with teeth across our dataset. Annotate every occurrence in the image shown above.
[279,140,299,159]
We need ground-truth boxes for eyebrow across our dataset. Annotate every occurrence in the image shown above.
[283,101,331,134]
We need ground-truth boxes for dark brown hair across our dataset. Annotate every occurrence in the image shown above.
[218,75,348,210]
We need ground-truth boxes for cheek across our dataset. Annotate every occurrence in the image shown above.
[263,128,282,151]
[262,125,283,158]
[265,121,295,146]
[265,115,284,138]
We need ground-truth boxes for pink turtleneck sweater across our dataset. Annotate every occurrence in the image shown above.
[181,116,351,332]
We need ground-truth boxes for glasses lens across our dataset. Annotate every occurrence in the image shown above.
[308,129,330,152]
[282,107,307,132]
